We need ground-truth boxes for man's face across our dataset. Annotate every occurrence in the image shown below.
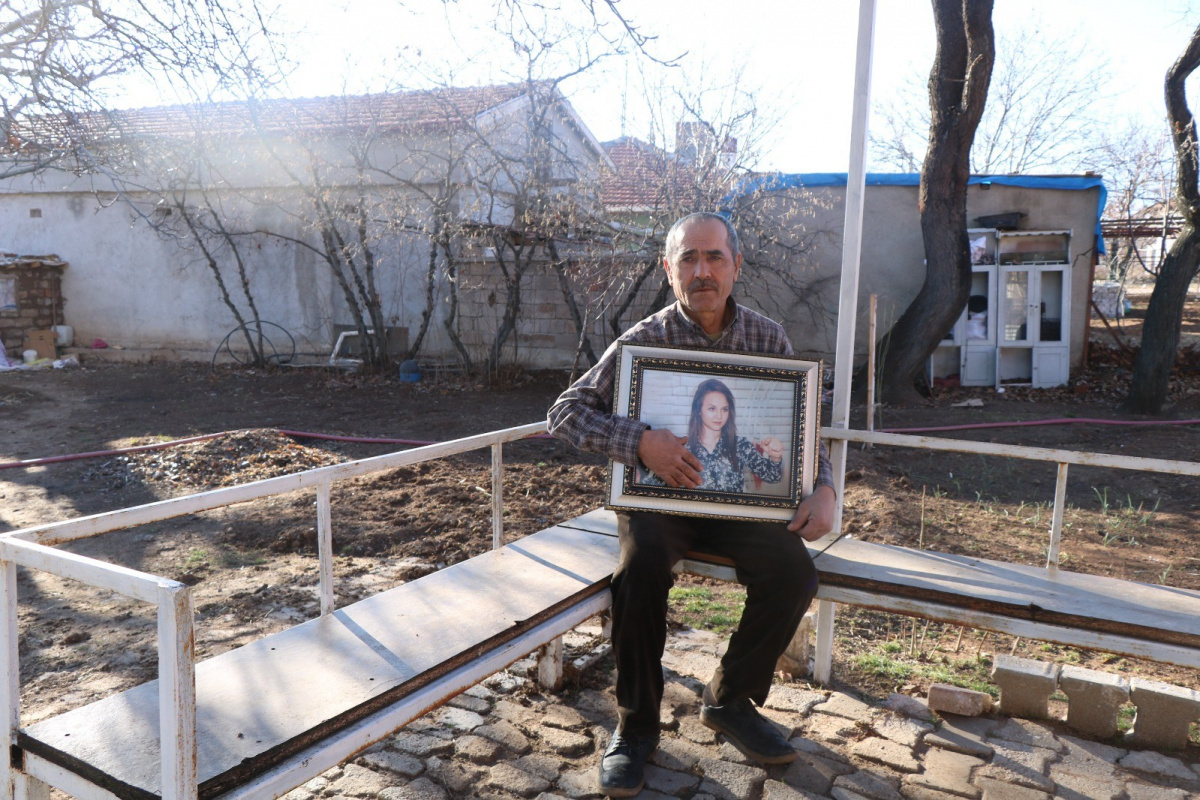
[663,218,742,324]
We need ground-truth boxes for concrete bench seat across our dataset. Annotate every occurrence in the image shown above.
[560,508,1200,670]
[17,524,619,800]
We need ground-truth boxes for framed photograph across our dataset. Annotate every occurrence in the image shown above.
[607,344,821,522]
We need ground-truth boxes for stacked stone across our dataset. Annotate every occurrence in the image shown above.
[277,629,1200,800]
[0,254,66,354]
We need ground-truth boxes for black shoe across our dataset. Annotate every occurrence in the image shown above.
[597,727,659,797]
[700,687,798,764]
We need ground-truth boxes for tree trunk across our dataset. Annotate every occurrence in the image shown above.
[879,0,994,404]
[1125,23,1200,415]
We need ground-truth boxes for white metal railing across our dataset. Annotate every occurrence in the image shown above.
[821,426,1200,572]
[0,421,546,800]
[814,424,1200,683]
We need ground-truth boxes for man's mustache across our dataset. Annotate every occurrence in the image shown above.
[687,278,719,292]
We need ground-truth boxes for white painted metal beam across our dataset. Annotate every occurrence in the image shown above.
[5,423,547,546]
[0,539,172,604]
[317,482,335,616]
[21,753,122,800]
[158,584,197,800]
[821,426,1200,476]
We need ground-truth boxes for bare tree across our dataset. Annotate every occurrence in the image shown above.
[1,0,283,179]
[879,0,994,404]
[871,21,1101,174]
[1126,23,1200,415]
[1092,121,1174,285]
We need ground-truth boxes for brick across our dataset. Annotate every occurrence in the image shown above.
[974,741,1055,793]
[453,734,503,764]
[487,762,551,797]
[901,747,984,798]
[987,719,1065,753]
[974,778,1050,800]
[536,722,592,756]
[927,684,993,717]
[764,686,827,715]
[990,656,1060,719]
[696,757,767,800]
[1058,665,1129,739]
[831,770,903,800]
[815,691,876,722]
[1117,749,1199,782]
[872,713,934,747]
[781,751,854,795]
[850,736,921,773]
[764,779,825,800]
[1126,677,1200,750]
[332,763,393,797]
[884,693,935,722]
[360,750,424,778]
[643,764,700,794]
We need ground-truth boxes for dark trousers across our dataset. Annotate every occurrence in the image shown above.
[611,511,820,735]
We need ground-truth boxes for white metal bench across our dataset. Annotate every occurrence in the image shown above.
[0,423,590,800]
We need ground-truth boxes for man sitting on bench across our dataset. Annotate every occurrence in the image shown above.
[548,211,837,797]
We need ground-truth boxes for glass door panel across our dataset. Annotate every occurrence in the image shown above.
[1039,270,1064,342]
[1003,270,1030,343]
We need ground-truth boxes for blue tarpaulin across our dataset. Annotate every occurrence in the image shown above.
[724,172,1109,255]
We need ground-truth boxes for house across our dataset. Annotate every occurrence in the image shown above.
[721,173,1107,389]
[0,83,613,365]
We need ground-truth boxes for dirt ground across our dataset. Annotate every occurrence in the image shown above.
[4,289,1200,728]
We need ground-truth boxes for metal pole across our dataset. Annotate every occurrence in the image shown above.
[492,443,504,550]
[1047,462,1069,572]
[867,294,878,434]
[317,482,335,615]
[157,585,197,800]
[815,0,878,687]
[0,560,18,800]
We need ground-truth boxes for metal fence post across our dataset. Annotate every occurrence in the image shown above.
[317,482,335,615]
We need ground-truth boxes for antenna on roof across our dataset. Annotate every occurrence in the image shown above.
[620,63,628,139]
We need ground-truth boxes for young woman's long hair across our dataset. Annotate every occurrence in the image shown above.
[687,378,739,473]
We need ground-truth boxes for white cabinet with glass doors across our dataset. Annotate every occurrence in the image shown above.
[927,229,1071,389]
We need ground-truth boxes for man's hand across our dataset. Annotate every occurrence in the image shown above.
[787,484,837,541]
[758,435,784,463]
[638,428,703,488]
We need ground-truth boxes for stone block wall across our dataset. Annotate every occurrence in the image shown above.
[0,255,66,354]
[457,256,663,369]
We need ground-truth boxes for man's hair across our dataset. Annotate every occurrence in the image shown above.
[664,212,741,261]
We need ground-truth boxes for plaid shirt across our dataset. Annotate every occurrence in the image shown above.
[547,299,834,493]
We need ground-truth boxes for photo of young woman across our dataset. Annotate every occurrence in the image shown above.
[640,378,786,494]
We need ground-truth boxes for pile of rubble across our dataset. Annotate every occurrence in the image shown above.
[119,429,344,489]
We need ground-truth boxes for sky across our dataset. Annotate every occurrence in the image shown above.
[138,0,1200,174]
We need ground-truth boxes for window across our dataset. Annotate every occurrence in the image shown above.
[0,276,15,312]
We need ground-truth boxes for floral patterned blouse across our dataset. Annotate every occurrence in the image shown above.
[640,435,783,493]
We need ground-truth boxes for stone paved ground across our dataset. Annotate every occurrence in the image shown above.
[283,624,1200,800]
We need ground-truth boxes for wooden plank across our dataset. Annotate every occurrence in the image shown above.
[19,525,619,800]
[560,509,1200,650]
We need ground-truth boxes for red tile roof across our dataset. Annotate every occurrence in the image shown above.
[600,137,675,209]
[600,136,737,211]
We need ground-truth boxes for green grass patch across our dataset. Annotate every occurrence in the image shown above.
[668,585,746,635]
[851,641,996,695]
